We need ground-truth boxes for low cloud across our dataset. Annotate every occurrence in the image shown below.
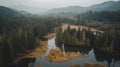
[0,0,118,13]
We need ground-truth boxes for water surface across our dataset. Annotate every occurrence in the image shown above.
[33,38,120,67]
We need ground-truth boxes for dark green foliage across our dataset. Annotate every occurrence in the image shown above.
[56,25,92,46]
[77,11,120,23]
[0,6,120,67]
[56,26,63,45]
[94,27,120,53]
[0,6,59,66]
[56,24,120,55]
[53,11,120,29]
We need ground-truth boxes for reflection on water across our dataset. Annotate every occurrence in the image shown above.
[33,38,120,67]
[13,38,120,67]
[63,45,92,55]
[94,48,120,67]
[62,44,66,56]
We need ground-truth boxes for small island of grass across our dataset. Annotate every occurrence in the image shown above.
[46,48,85,62]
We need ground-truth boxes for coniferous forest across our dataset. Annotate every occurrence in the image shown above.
[56,25,120,54]
[0,6,60,67]
[0,1,120,66]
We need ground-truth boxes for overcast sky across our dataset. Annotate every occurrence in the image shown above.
[0,0,119,13]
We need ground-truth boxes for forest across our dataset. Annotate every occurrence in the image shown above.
[0,6,120,67]
[55,11,120,59]
[56,24,120,56]
[56,25,92,46]
[0,6,60,67]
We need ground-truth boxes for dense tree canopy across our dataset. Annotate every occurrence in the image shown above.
[56,25,93,46]
[0,7,59,67]
[56,25,120,56]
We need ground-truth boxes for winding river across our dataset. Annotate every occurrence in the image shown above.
[32,38,120,67]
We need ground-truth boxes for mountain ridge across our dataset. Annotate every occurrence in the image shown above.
[46,1,120,15]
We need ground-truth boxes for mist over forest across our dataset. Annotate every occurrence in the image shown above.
[0,0,120,67]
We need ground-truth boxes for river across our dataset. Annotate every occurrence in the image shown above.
[32,38,120,67]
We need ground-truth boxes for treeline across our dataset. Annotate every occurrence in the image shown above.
[94,26,120,53]
[74,11,120,24]
[56,25,95,46]
[52,11,120,30]
[0,6,59,67]
[79,11,120,22]
[56,25,120,55]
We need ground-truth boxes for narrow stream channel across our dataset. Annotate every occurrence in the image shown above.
[41,38,56,58]
[33,38,120,67]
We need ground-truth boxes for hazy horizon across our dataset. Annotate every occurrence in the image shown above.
[0,0,119,13]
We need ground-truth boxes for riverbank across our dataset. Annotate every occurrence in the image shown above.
[14,31,56,63]
[46,48,87,63]
[14,40,48,63]
[14,23,104,64]
[38,23,104,63]
[70,62,106,67]
[44,32,56,39]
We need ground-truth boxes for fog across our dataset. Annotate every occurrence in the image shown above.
[0,0,119,13]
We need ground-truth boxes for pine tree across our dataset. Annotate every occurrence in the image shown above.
[56,26,63,45]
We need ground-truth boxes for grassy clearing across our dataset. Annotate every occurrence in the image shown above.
[61,23,104,33]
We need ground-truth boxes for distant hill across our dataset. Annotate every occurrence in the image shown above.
[0,6,18,15]
[46,1,120,15]
[88,1,120,11]
[47,6,86,14]
[0,6,31,33]
[0,6,30,16]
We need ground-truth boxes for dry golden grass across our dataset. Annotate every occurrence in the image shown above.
[70,62,106,67]
[61,23,104,33]
[46,48,85,62]
[83,62,106,67]
[15,31,56,63]
[44,33,56,39]
[70,64,81,67]
[15,40,48,63]
[25,40,48,58]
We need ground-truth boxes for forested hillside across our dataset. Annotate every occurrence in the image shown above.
[55,11,120,31]
[0,5,120,67]
[46,1,120,15]
[0,6,59,67]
